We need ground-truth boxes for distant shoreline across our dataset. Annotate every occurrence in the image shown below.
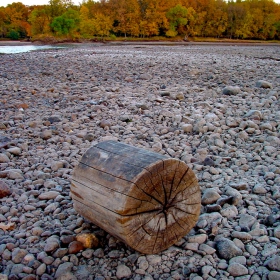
[0,39,280,47]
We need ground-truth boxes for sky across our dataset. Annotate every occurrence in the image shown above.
[1,0,82,6]
[1,0,280,6]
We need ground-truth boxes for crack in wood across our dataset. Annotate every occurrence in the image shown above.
[158,161,168,207]
[126,212,160,236]
[72,196,119,216]
[136,178,163,205]
[70,188,83,199]
[152,217,162,253]
[72,175,153,205]
[168,160,180,201]
[169,177,198,206]
[170,187,200,205]
[171,166,190,196]
[122,208,162,217]
[173,206,198,216]
[171,212,185,230]
[145,173,163,202]
[133,231,147,250]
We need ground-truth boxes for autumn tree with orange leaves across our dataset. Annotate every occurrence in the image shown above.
[0,0,280,40]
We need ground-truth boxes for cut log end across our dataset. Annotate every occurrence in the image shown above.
[122,159,201,254]
[71,141,201,254]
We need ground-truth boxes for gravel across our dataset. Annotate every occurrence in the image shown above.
[0,43,279,279]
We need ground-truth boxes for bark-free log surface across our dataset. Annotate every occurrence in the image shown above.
[71,141,201,254]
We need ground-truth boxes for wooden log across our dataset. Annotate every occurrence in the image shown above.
[71,140,201,254]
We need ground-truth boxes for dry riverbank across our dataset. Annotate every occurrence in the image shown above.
[0,44,280,280]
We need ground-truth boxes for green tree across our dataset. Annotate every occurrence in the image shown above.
[7,29,19,39]
[50,8,79,36]
[166,4,188,37]
[47,0,74,20]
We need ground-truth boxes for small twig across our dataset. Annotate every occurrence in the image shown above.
[254,56,280,61]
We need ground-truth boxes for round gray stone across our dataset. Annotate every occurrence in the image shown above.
[222,86,241,95]
[216,238,243,260]
[116,264,132,279]
[227,263,248,276]
[201,188,221,205]
[268,271,280,280]
[265,256,280,271]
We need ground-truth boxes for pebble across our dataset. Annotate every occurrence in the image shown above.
[239,214,256,231]
[202,157,215,166]
[256,80,272,88]
[216,238,243,260]
[253,183,267,194]
[68,241,84,254]
[245,244,258,256]
[81,248,94,258]
[55,262,74,278]
[40,130,52,140]
[0,180,11,198]
[75,233,98,248]
[181,124,193,133]
[44,236,60,252]
[187,234,207,244]
[222,86,241,95]
[244,109,263,120]
[274,225,280,238]
[268,271,280,280]
[93,248,104,258]
[116,264,132,279]
[201,188,221,205]
[11,248,28,263]
[36,263,46,276]
[224,186,242,205]
[38,191,60,200]
[8,170,24,180]
[265,256,280,271]
[6,147,21,155]
[146,255,161,265]
[0,153,9,163]
[231,231,252,241]
[227,263,248,276]
[199,244,216,254]
[220,205,238,218]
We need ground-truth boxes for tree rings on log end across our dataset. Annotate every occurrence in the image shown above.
[71,140,201,254]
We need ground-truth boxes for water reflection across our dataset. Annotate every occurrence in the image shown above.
[0,45,64,54]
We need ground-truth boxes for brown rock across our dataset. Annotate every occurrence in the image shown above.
[100,120,111,128]
[0,180,11,198]
[0,123,6,130]
[16,103,29,109]
[76,233,99,249]
[175,92,184,100]
[68,241,84,254]
[40,130,52,140]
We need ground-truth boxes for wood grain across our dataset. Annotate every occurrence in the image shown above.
[71,140,201,254]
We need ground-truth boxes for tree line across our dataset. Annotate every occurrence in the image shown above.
[1,0,280,41]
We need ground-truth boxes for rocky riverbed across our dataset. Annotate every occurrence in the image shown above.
[0,43,280,280]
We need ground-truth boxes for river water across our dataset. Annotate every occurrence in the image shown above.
[0,44,65,54]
